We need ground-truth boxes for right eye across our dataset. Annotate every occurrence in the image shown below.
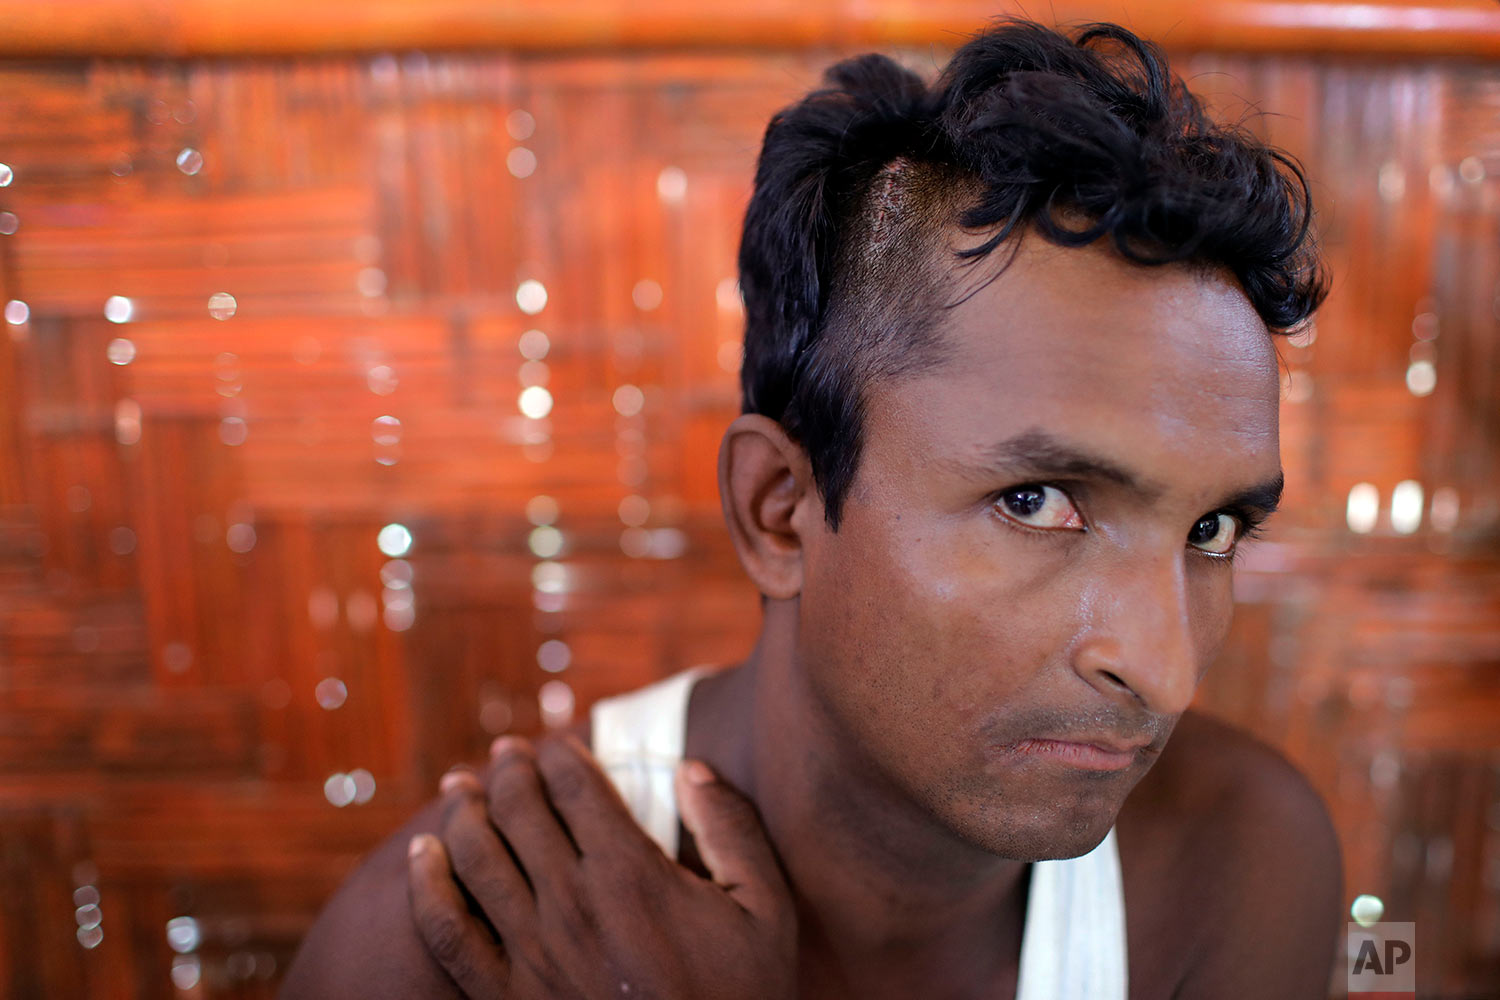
[994,485,1085,531]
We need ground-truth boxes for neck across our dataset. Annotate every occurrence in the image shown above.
[685,599,1030,992]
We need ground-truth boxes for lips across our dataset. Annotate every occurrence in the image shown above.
[1004,735,1150,772]
[1063,733,1153,755]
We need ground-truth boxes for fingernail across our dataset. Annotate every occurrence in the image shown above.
[681,759,715,786]
[439,769,473,795]
[408,834,433,858]
[489,735,519,760]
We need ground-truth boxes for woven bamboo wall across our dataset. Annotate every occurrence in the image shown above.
[0,29,1497,1000]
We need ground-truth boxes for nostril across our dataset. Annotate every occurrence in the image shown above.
[1100,669,1131,693]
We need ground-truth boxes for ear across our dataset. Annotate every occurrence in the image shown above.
[717,414,820,601]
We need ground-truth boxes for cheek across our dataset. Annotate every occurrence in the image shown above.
[1187,565,1237,674]
[800,510,1075,726]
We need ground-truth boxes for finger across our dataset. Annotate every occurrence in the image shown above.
[407,833,511,998]
[486,737,580,898]
[442,780,539,947]
[440,766,483,797]
[535,735,658,863]
[674,759,791,922]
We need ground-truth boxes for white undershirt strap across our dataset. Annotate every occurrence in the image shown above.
[590,667,708,860]
[1015,825,1129,1000]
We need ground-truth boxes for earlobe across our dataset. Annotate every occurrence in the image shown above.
[717,414,815,601]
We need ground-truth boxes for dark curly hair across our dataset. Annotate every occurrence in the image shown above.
[737,18,1328,530]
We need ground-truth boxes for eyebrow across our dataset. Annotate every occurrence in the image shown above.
[1219,472,1284,518]
[979,428,1162,497]
[975,428,1285,516]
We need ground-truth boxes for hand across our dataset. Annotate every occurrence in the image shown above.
[407,735,797,999]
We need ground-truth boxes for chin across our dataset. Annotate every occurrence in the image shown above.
[946,790,1122,862]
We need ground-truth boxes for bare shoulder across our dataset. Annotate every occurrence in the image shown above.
[1118,709,1343,1000]
[1132,709,1341,842]
[280,718,594,999]
[278,796,461,999]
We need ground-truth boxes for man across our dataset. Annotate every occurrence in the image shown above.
[282,19,1342,999]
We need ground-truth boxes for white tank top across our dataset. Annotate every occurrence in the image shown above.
[591,668,1129,1000]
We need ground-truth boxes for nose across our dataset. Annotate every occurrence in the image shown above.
[1070,549,1198,718]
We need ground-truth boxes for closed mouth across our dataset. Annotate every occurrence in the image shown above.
[1003,736,1151,771]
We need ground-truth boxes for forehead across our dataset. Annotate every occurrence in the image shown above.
[868,236,1281,492]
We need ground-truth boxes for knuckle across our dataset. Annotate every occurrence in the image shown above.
[539,863,593,921]
[551,888,596,939]
[584,845,667,913]
[418,907,471,969]
[582,853,636,899]
[467,858,523,910]
[445,827,522,915]
[530,952,569,992]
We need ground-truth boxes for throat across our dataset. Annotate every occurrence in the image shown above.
[794,862,1031,1000]
[681,658,1034,997]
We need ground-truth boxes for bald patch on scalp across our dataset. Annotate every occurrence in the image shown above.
[777,160,992,523]
[850,158,975,273]
[866,159,910,249]
[825,159,986,383]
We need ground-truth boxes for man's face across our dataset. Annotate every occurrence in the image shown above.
[794,235,1283,861]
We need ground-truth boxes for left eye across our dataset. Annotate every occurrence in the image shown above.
[1187,513,1240,555]
[995,485,1084,531]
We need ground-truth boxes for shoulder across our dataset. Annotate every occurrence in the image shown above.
[280,719,595,999]
[1145,710,1339,846]
[278,796,461,999]
[1118,709,1343,1000]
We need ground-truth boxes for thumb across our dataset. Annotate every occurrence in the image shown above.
[674,759,789,921]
